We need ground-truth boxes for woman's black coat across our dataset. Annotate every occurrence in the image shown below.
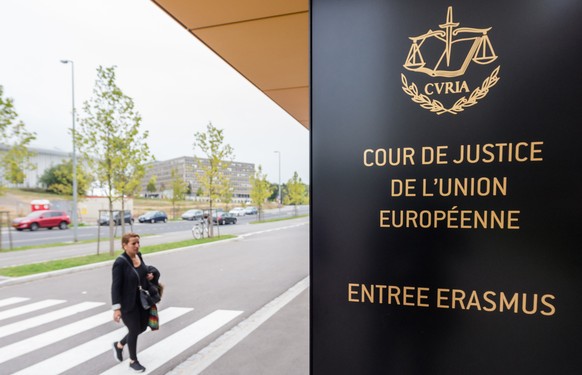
[111,252,159,313]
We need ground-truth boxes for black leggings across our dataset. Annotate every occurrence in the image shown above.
[120,307,149,361]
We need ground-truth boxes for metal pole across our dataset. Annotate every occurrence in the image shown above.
[274,151,281,210]
[61,60,78,242]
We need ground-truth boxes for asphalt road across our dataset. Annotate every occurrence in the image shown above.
[0,218,309,374]
[0,210,309,269]
[1,206,308,249]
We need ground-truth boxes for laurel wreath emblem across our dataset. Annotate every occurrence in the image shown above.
[401,66,500,115]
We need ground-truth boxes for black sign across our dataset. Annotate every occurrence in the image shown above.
[311,1,582,373]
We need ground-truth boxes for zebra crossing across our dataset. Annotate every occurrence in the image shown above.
[0,297,243,374]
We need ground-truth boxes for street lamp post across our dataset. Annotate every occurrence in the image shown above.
[61,59,78,242]
[274,151,281,209]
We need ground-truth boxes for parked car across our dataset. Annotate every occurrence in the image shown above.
[213,212,238,225]
[98,210,133,226]
[12,210,70,231]
[181,209,204,221]
[203,208,224,219]
[229,207,246,217]
[138,211,168,223]
[244,206,258,215]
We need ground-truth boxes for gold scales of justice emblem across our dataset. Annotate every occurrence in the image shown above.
[401,6,500,115]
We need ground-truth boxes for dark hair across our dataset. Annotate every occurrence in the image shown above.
[121,232,140,246]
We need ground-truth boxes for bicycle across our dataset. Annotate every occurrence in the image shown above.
[192,219,210,239]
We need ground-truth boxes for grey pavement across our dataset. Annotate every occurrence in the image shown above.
[170,281,309,375]
[0,213,310,374]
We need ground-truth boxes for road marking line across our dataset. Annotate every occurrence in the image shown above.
[0,299,65,322]
[238,222,308,239]
[14,307,193,375]
[102,309,243,375]
[0,297,29,308]
[0,301,104,339]
[0,310,111,365]
[168,277,309,375]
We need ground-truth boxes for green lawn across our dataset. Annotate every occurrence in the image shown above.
[0,235,234,278]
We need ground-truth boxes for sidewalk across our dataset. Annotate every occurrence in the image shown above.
[169,280,310,375]
[1,214,311,374]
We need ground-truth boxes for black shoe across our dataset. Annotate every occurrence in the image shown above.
[112,342,123,362]
[129,361,146,373]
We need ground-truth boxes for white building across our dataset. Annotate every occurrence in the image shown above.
[0,144,72,188]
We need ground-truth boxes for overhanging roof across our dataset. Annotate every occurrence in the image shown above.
[151,0,310,129]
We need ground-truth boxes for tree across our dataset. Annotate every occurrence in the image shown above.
[76,66,153,254]
[268,182,279,201]
[170,167,187,219]
[268,182,289,203]
[0,85,36,192]
[146,175,157,195]
[193,122,234,237]
[285,171,308,216]
[39,160,91,196]
[218,173,233,210]
[250,165,272,221]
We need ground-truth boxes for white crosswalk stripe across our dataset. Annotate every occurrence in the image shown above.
[0,297,29,308]
[0,297,244,375]
[14,307,193,375]
[0,299,65,321]
[0,301,104,339]
[102,309,243,375]
[0,310,112,365]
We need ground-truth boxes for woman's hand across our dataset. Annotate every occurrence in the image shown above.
[113,309,122,323]
[146,272,154,281]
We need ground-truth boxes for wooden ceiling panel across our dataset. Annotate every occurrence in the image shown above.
[194,13,308,90]
[264,87,309,125]
[152,0,310,129]
[153,0,308,31]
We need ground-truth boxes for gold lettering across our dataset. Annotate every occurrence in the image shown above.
[500,292,519,313]
[379,210,391,228]
[387,285,401,305]
[363,149,374,167]
[437,288,450,309]
[482,291,497,312]
[541,294,556,316]
[424,83,435,95]
[361,284,375,303]
[417,287,430,307]
[451,289,467,309]
[465,290,482,310]
[348,283,359,303]
[402,286,415,306]
[375,285,386,304]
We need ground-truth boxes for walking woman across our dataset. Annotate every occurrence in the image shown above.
[111,232,157,373]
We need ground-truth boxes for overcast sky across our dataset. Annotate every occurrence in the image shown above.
[0,0,309,184]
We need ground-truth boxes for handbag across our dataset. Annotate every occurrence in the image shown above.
[119,255,161,310]
[148,304,159,330]
[139,288,155,310]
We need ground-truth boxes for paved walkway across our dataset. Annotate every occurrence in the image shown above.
[0,214,311,374]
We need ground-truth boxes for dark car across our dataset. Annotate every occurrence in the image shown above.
[98,210,134,226]
[203,208,224,219]
[138,211,168,223]
[12,210,70,231]
[213,212,238,225]
[244,206,258,215]
[181,209,204,221]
